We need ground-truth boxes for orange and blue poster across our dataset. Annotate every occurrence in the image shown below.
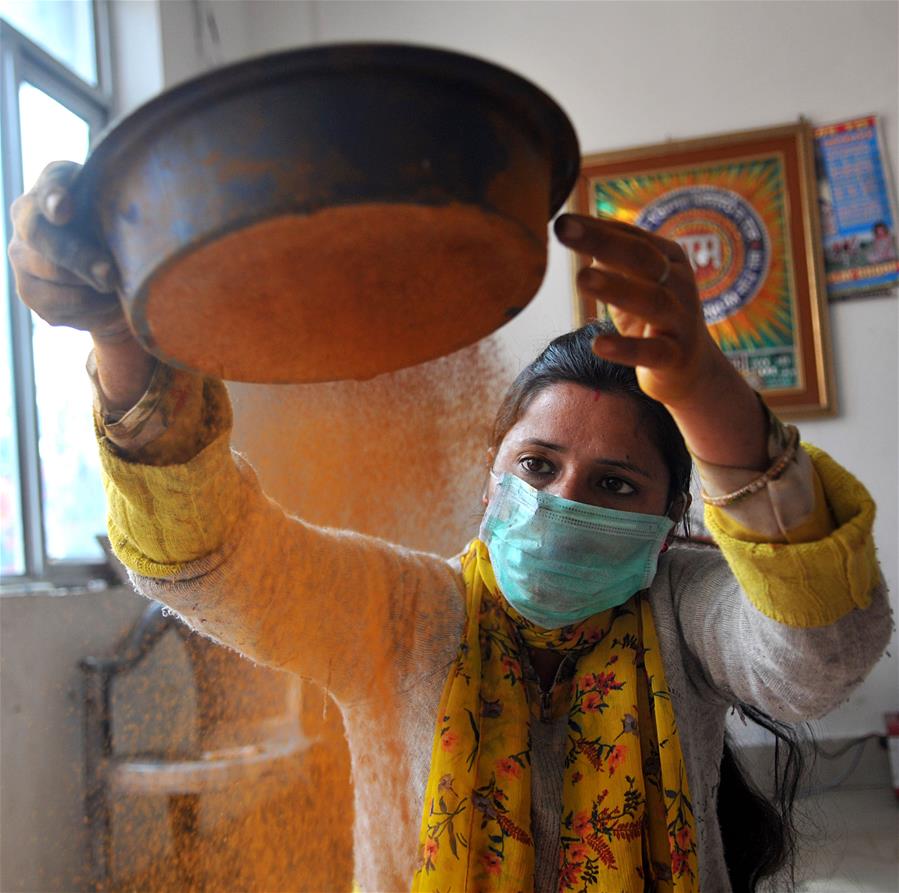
[573,122,834,416]
[592,157,798,391]
[815,115,899,298]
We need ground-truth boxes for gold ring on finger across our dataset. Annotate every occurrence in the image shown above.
[657,254,672,286]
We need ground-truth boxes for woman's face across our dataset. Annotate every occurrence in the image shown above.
[487,381,674,516]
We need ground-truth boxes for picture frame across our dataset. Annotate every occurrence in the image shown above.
[571,120,835,417]
[814,115,899,300]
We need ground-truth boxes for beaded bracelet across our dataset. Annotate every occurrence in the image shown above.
[699,424,801,508]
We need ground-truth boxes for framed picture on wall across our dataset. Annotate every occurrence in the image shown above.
[814,115,899,299]
[571,120,836,417]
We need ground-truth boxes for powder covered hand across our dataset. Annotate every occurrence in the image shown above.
[8,161,156,409]
[8,161,125,335]
[554,213,768,469]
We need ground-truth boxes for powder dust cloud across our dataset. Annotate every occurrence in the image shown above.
[101,631,352,893]
[86,336,514,892]
[228,335,513,556]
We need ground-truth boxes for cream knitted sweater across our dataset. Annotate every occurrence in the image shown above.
[96,369,890,892]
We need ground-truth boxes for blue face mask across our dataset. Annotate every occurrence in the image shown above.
[479,473,674,629]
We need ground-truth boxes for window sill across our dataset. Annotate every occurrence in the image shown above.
[0,578,124,598]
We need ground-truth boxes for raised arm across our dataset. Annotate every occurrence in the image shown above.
[554,213,769,471]
[554,213,890,718]
[91,366,464,702]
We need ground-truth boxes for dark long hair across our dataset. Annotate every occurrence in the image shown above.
[490,322,804,890]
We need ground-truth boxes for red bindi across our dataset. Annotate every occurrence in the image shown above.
[593,389,602,401]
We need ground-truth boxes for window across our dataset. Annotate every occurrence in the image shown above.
[1,2,113,583]
[0,0,100,84]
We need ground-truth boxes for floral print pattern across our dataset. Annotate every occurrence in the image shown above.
[413,540,699,892]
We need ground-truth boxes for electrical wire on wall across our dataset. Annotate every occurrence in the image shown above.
[192,0,223,71]
[799,732,888,798]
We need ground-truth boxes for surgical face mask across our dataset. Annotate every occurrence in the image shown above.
[479,472,674,629]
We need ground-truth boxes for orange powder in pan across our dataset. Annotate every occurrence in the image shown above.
[140,203,546,383]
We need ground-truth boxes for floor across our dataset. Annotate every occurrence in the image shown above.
[793,786,898,892]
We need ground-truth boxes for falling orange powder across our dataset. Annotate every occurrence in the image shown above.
[93,337,514,892]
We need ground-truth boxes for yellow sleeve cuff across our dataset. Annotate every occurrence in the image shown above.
[710,465,833,545]
[99,378,242,578]
[705,445,879,628]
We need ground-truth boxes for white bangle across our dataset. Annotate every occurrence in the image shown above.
[700,425,800,508]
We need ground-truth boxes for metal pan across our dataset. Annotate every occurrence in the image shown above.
[74,43,580,382]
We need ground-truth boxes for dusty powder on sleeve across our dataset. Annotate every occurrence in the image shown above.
[95,339,514,892]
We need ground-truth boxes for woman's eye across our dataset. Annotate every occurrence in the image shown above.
[519,456,555,476]
[599,476,636,495]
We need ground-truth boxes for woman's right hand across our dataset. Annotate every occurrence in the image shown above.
[8,161,156,409]
[7,161,126,334]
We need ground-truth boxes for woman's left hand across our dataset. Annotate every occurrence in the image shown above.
[554,213,769,469]
[554,212,731,409]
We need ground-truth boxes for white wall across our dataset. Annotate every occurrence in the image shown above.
[108,0,164,114]
[196,0,899,740]
[0,586,192,892]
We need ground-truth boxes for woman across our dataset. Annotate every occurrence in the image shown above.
[9,163,890,892]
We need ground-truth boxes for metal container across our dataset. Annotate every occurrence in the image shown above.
[75,43,580,382]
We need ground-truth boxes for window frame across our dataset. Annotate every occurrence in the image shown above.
[1,3,115,585]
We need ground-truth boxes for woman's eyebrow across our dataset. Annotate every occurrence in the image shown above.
[516,439,653,479]
[596,458,653,479]
[519,437,566,452]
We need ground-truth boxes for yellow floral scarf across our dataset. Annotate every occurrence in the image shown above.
[413,540,699,892]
